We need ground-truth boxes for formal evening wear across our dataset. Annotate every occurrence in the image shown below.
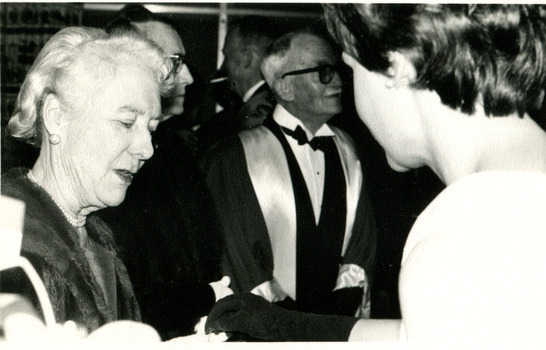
[202,105,377,317]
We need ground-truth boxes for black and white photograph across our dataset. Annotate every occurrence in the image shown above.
[1,2,545,348]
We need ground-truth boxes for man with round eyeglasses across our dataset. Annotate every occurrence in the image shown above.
[203,29,376,321]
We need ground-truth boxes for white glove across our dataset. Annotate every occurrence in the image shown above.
[209,276,233,302]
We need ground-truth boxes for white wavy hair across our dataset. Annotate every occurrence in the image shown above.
[8,26,175,147]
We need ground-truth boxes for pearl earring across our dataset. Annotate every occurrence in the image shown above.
[49,134,60,145]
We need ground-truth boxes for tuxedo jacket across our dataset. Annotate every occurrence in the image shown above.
[202,119,376,314]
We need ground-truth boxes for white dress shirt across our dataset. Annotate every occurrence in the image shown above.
[273,105,336,224]
[245,107,370,317]
[242,80,267,103]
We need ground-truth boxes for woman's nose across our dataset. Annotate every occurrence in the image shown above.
[342,52,357,68]
[131,128,154,161]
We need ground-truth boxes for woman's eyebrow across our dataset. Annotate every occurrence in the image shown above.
[118,105,144,115]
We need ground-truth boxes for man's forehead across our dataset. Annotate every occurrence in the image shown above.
[292,33,326,48]
[144,21,185,55]
[285,35,334,67]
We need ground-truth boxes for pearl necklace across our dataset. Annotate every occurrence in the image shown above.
[27,170,86,228]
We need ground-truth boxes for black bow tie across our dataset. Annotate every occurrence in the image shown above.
[281,125,333,152]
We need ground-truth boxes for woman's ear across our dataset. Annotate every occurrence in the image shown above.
[41,93,64,136]
[272,79,294,102]
[386,51,417,88]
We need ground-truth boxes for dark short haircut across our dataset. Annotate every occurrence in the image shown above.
[227,16,282,50]
[324,4,546,125]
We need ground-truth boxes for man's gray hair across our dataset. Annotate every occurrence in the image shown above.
[261,31,301,87]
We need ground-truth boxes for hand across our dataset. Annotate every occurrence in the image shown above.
[205,293,358,341]
[326,287,364,316]
[205,293,289,341]
[238,90,275,129]
[209,276,233,302]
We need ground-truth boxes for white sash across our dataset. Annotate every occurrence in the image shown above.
[240,127,297,300]
[331,126,362,255]
[240,126,362,301]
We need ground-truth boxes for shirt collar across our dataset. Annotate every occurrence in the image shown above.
[273,104,335,140]
[242,80,266,103]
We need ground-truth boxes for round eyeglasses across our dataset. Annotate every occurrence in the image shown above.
[281,64,338,84]
[167,54,185,79]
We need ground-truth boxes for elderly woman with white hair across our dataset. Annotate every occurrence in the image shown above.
[1,26,173,332]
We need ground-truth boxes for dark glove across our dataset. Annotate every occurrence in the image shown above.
[273,297,297,311]
[205,293,358,341]
[326,287,364,316]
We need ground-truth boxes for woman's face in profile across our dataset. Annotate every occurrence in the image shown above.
[342,52,426,172]
[60,64,161,209]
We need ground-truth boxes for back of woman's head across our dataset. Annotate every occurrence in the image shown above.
[324,4,546,126]
[8,26,174,147]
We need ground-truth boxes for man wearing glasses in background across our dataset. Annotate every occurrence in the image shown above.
[203,29,376,323]
[198,16,281,152]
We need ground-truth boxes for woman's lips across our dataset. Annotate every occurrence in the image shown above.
[114,169,134,184]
